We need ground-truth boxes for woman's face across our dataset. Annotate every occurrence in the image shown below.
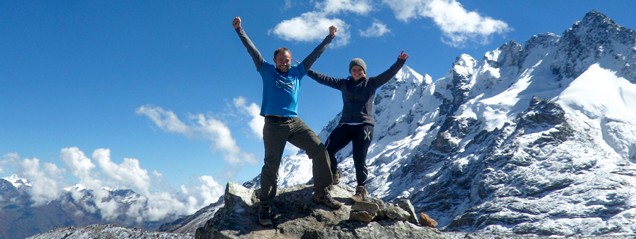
[351,65,365,81]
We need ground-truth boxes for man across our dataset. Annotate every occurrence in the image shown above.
[232,16,342,227]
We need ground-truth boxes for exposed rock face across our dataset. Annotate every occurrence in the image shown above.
[194,182,445,239]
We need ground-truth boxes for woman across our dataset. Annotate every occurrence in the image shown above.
[308,50,409,202]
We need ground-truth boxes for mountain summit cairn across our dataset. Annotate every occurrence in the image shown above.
[194,182,444,239]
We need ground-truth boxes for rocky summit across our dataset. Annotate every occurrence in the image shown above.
[195,182,445,239]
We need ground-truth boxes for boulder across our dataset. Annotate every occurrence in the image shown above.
[377,202,410,221]
[397,199,419,225]
[419,212,438,228]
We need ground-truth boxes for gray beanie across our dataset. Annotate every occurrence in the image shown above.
[349,58,367,74]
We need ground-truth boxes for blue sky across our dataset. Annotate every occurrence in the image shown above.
[2,0,636,217]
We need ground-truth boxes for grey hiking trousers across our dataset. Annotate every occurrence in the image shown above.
[260,116,333,205]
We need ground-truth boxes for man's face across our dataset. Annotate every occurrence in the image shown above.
[274,51,292,73]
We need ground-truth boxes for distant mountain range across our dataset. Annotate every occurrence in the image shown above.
[0,175,176,239]
[11,10,636,238]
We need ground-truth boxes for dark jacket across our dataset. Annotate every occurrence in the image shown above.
[308,58,406,126]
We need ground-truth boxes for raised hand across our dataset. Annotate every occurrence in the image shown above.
[329,25,337,37]
[232,17,241,29]
[398,50,409,60]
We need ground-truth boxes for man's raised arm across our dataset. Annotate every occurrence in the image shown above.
[233,17,264,71]
[301,25,337,72]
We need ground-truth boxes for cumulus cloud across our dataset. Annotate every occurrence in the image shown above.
[60,147,102,189]
[273,0,510,48]
[2,148,227,223]
[192,113,259,166]
[360,19,391,37]
[272,0,379,47]
[16,156,65,205]
[93,149,152,195]
[270,12,350,47]
[382,0,511,47]
[317,0,374,15]
[196,175,225,206]
[233,97,264,139]
[135,105,192,136]
[136,104,258,168]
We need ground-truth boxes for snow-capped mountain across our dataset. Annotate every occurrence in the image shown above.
[167,10,636,237]
[24,10,636,238]
[0,175,176,239]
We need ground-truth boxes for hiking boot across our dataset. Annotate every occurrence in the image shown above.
[332,172,340,185]
[313,192,343,209]
[258,204,272,226]
[350,186,367,203]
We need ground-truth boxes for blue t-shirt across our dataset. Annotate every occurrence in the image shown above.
[259,61,306,117]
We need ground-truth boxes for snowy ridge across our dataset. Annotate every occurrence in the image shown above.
[271,10,636,236]
[3,174,32,189]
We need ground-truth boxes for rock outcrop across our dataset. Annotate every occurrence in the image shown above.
[195,182,445,239]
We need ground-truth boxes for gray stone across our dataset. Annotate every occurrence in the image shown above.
[379,203,410,221]
[349,210,375,223]
[397,199,419,225]
[351,201,380,214]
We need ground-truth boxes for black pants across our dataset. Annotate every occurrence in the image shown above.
[325,123,373,186]
[260,116,333,205]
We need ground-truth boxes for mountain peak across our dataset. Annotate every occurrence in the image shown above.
[3,174,31,189]
[567,10,636,43]
[550,11,636,81]
[580,10,614,28]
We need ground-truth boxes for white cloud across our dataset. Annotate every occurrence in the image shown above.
[282,0,295,11]
[18,157,65,205]
[2,148,227,222]
[137,104,259,169]
[153,170,163,178]
[60,147,102,189]
[191,113,259,166]
[272,0,509,47]
[1,152,19,173]
[93,148,152,195]
[126,201,146,223]
[381,0,426,22]
[196,175,224,206]
[382,0,511,47]
[233,97,264,139]
[317,0,374,15]
[270,12,350,47]
[360,19,392,37]
[93,188,120,220]
[136,105,192,136]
